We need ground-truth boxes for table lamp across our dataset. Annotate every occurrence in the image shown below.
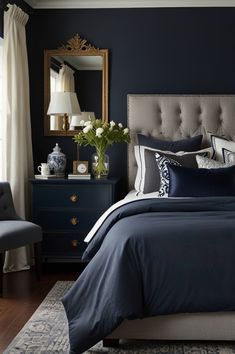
[47,92,81,131]
[70,111,96,130]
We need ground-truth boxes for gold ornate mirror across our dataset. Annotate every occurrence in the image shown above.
[44,34,109,136]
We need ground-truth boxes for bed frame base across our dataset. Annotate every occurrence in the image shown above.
[105,312,235,342]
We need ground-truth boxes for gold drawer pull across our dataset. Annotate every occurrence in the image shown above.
[70,194,79,203]
[71,239,79,247]
[70,217,78,226]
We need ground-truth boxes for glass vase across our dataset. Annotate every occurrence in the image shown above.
[91,151,109,179]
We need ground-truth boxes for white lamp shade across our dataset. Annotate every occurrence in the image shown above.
[70,111,96,127]
[47,92,81,115]
[83,112,96,121]
[70,115,82,127]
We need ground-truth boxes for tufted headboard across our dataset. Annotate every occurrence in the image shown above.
[127,94,235,190]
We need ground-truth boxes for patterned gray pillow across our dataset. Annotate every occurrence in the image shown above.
[155,152,181,197]
[196,155,233,169]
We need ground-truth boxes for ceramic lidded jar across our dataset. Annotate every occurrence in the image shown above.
[47,143,66,176]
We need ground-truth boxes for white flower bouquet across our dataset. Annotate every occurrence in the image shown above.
[73,118,130,178]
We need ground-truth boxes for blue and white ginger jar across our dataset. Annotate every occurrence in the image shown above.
[47,143,66,176]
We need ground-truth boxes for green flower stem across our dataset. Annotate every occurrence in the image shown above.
[93,147,107,179]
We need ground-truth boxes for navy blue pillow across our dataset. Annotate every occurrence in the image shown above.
[137,134,203,153]
[168,164,235,197]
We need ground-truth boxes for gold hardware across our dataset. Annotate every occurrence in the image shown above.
[70,217,78,226]
[71,239,79,247]
[59,34,99,52]
[62,113,70,131]
[70,194,78,203]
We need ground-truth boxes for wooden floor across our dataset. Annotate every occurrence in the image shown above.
[0,263,85,352]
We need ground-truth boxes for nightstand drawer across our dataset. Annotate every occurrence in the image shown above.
[33,185,112,208]
[36,208,105,231]
[42,233,87,258]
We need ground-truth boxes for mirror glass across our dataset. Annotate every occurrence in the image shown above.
[44,35,108,136]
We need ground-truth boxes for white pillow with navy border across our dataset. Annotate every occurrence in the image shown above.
[210,134,235,162]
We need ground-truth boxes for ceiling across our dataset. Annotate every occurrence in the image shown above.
[24,0,235,9]
[53,55,103,71]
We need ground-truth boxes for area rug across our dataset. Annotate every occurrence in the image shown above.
[3,281,235,354]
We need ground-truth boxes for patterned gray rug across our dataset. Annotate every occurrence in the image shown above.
[3,281,235,354]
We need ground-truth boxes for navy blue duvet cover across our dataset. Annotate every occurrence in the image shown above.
[61,197,235,354]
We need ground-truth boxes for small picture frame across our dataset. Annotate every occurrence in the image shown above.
[73,160,79,174]
[73,160,89,175]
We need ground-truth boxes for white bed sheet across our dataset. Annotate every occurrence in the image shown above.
[124,189,159,200]
[84,191,159,243]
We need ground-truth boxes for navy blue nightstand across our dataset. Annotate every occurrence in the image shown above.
[30,179,119,262]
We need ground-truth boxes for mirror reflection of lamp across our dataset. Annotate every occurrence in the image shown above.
[47,92,81,131]
[70,111,96,130]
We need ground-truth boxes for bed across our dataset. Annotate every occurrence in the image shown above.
[62,94,235,354]
[105,94,235,344]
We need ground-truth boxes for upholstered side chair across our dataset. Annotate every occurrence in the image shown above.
[0,182,42,296]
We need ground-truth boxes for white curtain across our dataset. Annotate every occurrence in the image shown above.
[2,4,34,272]
[58,64,75,92]
[50,64,75,130]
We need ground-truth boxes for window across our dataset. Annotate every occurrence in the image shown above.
[0,38,3,180]
[50,68,59,92]
[49,68,59,130]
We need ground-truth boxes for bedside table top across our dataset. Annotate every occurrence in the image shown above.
[30,178,119,185]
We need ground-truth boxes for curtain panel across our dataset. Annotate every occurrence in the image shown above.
[3,4,34,272]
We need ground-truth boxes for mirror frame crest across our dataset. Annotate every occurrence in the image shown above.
[44,34,109,136]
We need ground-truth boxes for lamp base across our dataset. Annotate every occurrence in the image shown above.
[62,114,70,131]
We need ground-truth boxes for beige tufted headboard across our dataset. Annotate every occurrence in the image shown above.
[127,94,235,190]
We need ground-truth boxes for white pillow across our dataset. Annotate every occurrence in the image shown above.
[210,135,235,162]
[134,145,212,194]
[223,148,235,165]
[196,155,233,169]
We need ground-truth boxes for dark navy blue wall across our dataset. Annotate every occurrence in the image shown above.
[76,70,102,116]
[26,8,235,192]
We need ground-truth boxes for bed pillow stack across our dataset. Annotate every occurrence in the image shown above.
[166,134,235,197]
[134,133,235,198]
[134,133,212,194]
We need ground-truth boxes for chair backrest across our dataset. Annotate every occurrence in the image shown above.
[0,182,19,220]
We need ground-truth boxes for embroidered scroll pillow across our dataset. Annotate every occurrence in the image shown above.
[155,153,180,197]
